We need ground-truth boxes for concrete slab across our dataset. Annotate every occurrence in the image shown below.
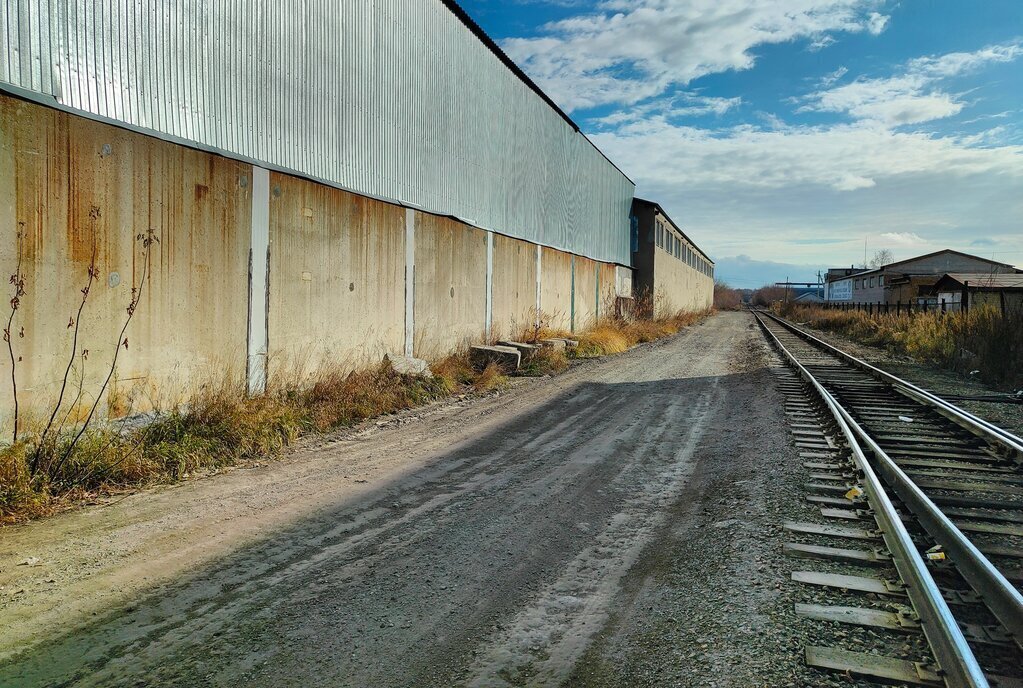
[384,354,433,378]
[469,345,520,372]
[549,338,579,348]
[496,340,541,363]
[538,339,566,351]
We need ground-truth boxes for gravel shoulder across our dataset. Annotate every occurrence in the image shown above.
[0,312,820,687]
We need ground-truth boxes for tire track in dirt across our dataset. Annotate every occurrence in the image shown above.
[0,314,757,687]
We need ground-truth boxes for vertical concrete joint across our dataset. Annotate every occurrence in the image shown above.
[485,231,494,341]
[570,254,576,333]
[535,244,542,329]
[246,166,270,396]
[405,208,416,357]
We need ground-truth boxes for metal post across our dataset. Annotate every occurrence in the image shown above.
[941,298,946,314]
[897,301,901,316]
[963,281,969,315]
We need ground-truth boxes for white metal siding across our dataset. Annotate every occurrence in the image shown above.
[0,0,634,264]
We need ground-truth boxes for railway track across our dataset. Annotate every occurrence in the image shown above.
[751,308,1023,687]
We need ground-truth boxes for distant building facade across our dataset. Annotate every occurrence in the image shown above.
[824,250,1021,305]
[934,273,1023,313]
[630,199,714,316]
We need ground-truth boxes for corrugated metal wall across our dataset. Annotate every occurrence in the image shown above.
[0,0,634,264]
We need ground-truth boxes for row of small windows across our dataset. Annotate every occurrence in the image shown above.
[654,219,713,278]
[854,275,884,289]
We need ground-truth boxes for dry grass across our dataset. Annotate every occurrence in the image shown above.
[2,308,711,523]
[2,362,453,523]
[519,346,571,376]
[780,303,1023,390]
[575,309,710,357]
[576,325,631,357]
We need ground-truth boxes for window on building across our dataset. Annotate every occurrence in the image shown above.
[870,277,875,287]
[879,275,884,286]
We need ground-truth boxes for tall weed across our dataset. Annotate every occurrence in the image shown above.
[782,304,1022,390]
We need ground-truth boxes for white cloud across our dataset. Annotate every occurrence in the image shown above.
[879,231,927,246]
[800,41,1023,126]
[593,93,742,127]
[808,35,837,52]
[588,118,1023,265]
[820,66,849,86]
[590,119,1023,193]
[501,0,890,111]
[866,12,888,35]
[909,43,1023,78]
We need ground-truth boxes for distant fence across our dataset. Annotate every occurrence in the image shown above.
[819,299,1015,317]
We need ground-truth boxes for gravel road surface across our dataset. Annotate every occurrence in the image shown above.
[0,312,823,687]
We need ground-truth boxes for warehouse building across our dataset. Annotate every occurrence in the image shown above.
[0,0,651,430]
[934,273,1023,314]
[630,199,714,316]
[824,250,1020,306]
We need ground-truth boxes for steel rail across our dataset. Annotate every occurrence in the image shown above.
[755,309,1023,651]
[757,310,1023,460]
[752,309,990,688]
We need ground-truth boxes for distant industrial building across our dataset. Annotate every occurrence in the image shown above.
[934,273,1023,314]
[824,250,1020,306]
[0,0,711,430]
[630,199,714,316]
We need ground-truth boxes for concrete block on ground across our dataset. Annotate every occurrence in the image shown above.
[549,338,579,348]
[538,338,566,351]
[469,345,520,372]
[496,340,541,363]
[384,353,433,378]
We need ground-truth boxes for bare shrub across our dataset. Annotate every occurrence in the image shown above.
[713,280,742,310]
[752,285,786,306]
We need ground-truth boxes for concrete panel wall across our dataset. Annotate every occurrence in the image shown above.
[540,247,574,332]
[0,94,250,432]
[653,250,714,317]
[599,262,618,313]
[413,213,488,359]
[267,174,406,382]
[1,96,628,429]
[491,233,537,341]
[573,256,599,331]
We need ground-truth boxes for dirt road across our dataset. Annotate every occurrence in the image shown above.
[0,312,818,687]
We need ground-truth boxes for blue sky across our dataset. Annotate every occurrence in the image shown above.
[460,0,1023,288]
